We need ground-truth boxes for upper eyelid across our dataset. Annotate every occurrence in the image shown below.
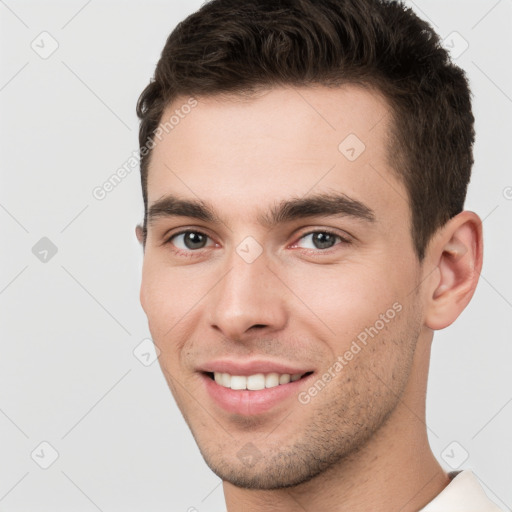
[162,227,214,245]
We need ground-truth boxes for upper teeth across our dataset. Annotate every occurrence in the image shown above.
[214,372,304,390]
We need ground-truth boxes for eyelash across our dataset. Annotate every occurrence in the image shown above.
[164,229,352,258]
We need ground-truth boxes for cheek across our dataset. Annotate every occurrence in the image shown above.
[140,258,212,342]
[140,260,182,338]
[284,261,402,333]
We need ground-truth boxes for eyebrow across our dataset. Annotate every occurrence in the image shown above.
[147,192,376,228]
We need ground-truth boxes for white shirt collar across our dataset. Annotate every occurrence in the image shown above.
[418,470,503,511]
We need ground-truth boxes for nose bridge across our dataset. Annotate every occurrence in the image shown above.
[207,241,286,338]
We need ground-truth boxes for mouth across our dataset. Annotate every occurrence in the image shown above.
[200,370,316,416]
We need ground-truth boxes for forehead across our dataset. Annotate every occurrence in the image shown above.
[146,85,409,229]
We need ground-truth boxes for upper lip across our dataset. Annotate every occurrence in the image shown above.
[198,359,314,376]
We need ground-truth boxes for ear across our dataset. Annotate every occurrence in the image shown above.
[135,224,145,246]
[423,211,483,330]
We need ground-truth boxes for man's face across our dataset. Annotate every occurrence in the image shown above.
[139,85,426,489]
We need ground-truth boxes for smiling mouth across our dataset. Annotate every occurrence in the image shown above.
[204,371,314,391]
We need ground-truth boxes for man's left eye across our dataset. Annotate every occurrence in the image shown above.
[295,231,349,250]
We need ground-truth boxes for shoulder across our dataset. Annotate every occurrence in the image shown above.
[418,470,504,512]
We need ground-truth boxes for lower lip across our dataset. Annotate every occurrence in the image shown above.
[200,372,314,416]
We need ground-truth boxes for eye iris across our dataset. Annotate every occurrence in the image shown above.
[313,232,336,249]
[184,232,207,249]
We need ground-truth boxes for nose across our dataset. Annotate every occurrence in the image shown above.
[206,246,288,341]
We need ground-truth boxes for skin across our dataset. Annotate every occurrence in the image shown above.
[136,85,483,511]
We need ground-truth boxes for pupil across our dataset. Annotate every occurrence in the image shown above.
[185,232,206,249]
[314,232,335,249]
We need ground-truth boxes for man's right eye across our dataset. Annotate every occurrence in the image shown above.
[166,230,215,252]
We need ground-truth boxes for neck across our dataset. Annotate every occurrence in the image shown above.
[223,337,451,512]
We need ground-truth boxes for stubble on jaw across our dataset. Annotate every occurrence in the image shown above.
[187,299,423,490]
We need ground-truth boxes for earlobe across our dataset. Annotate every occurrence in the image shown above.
[136,224,145,246]
[424,211,483,330]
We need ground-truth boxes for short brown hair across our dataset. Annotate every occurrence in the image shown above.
[136,0,475,261]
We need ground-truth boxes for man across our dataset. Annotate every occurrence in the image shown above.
[135,0,503,510]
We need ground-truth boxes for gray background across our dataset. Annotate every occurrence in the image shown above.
[0,0,511,510]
